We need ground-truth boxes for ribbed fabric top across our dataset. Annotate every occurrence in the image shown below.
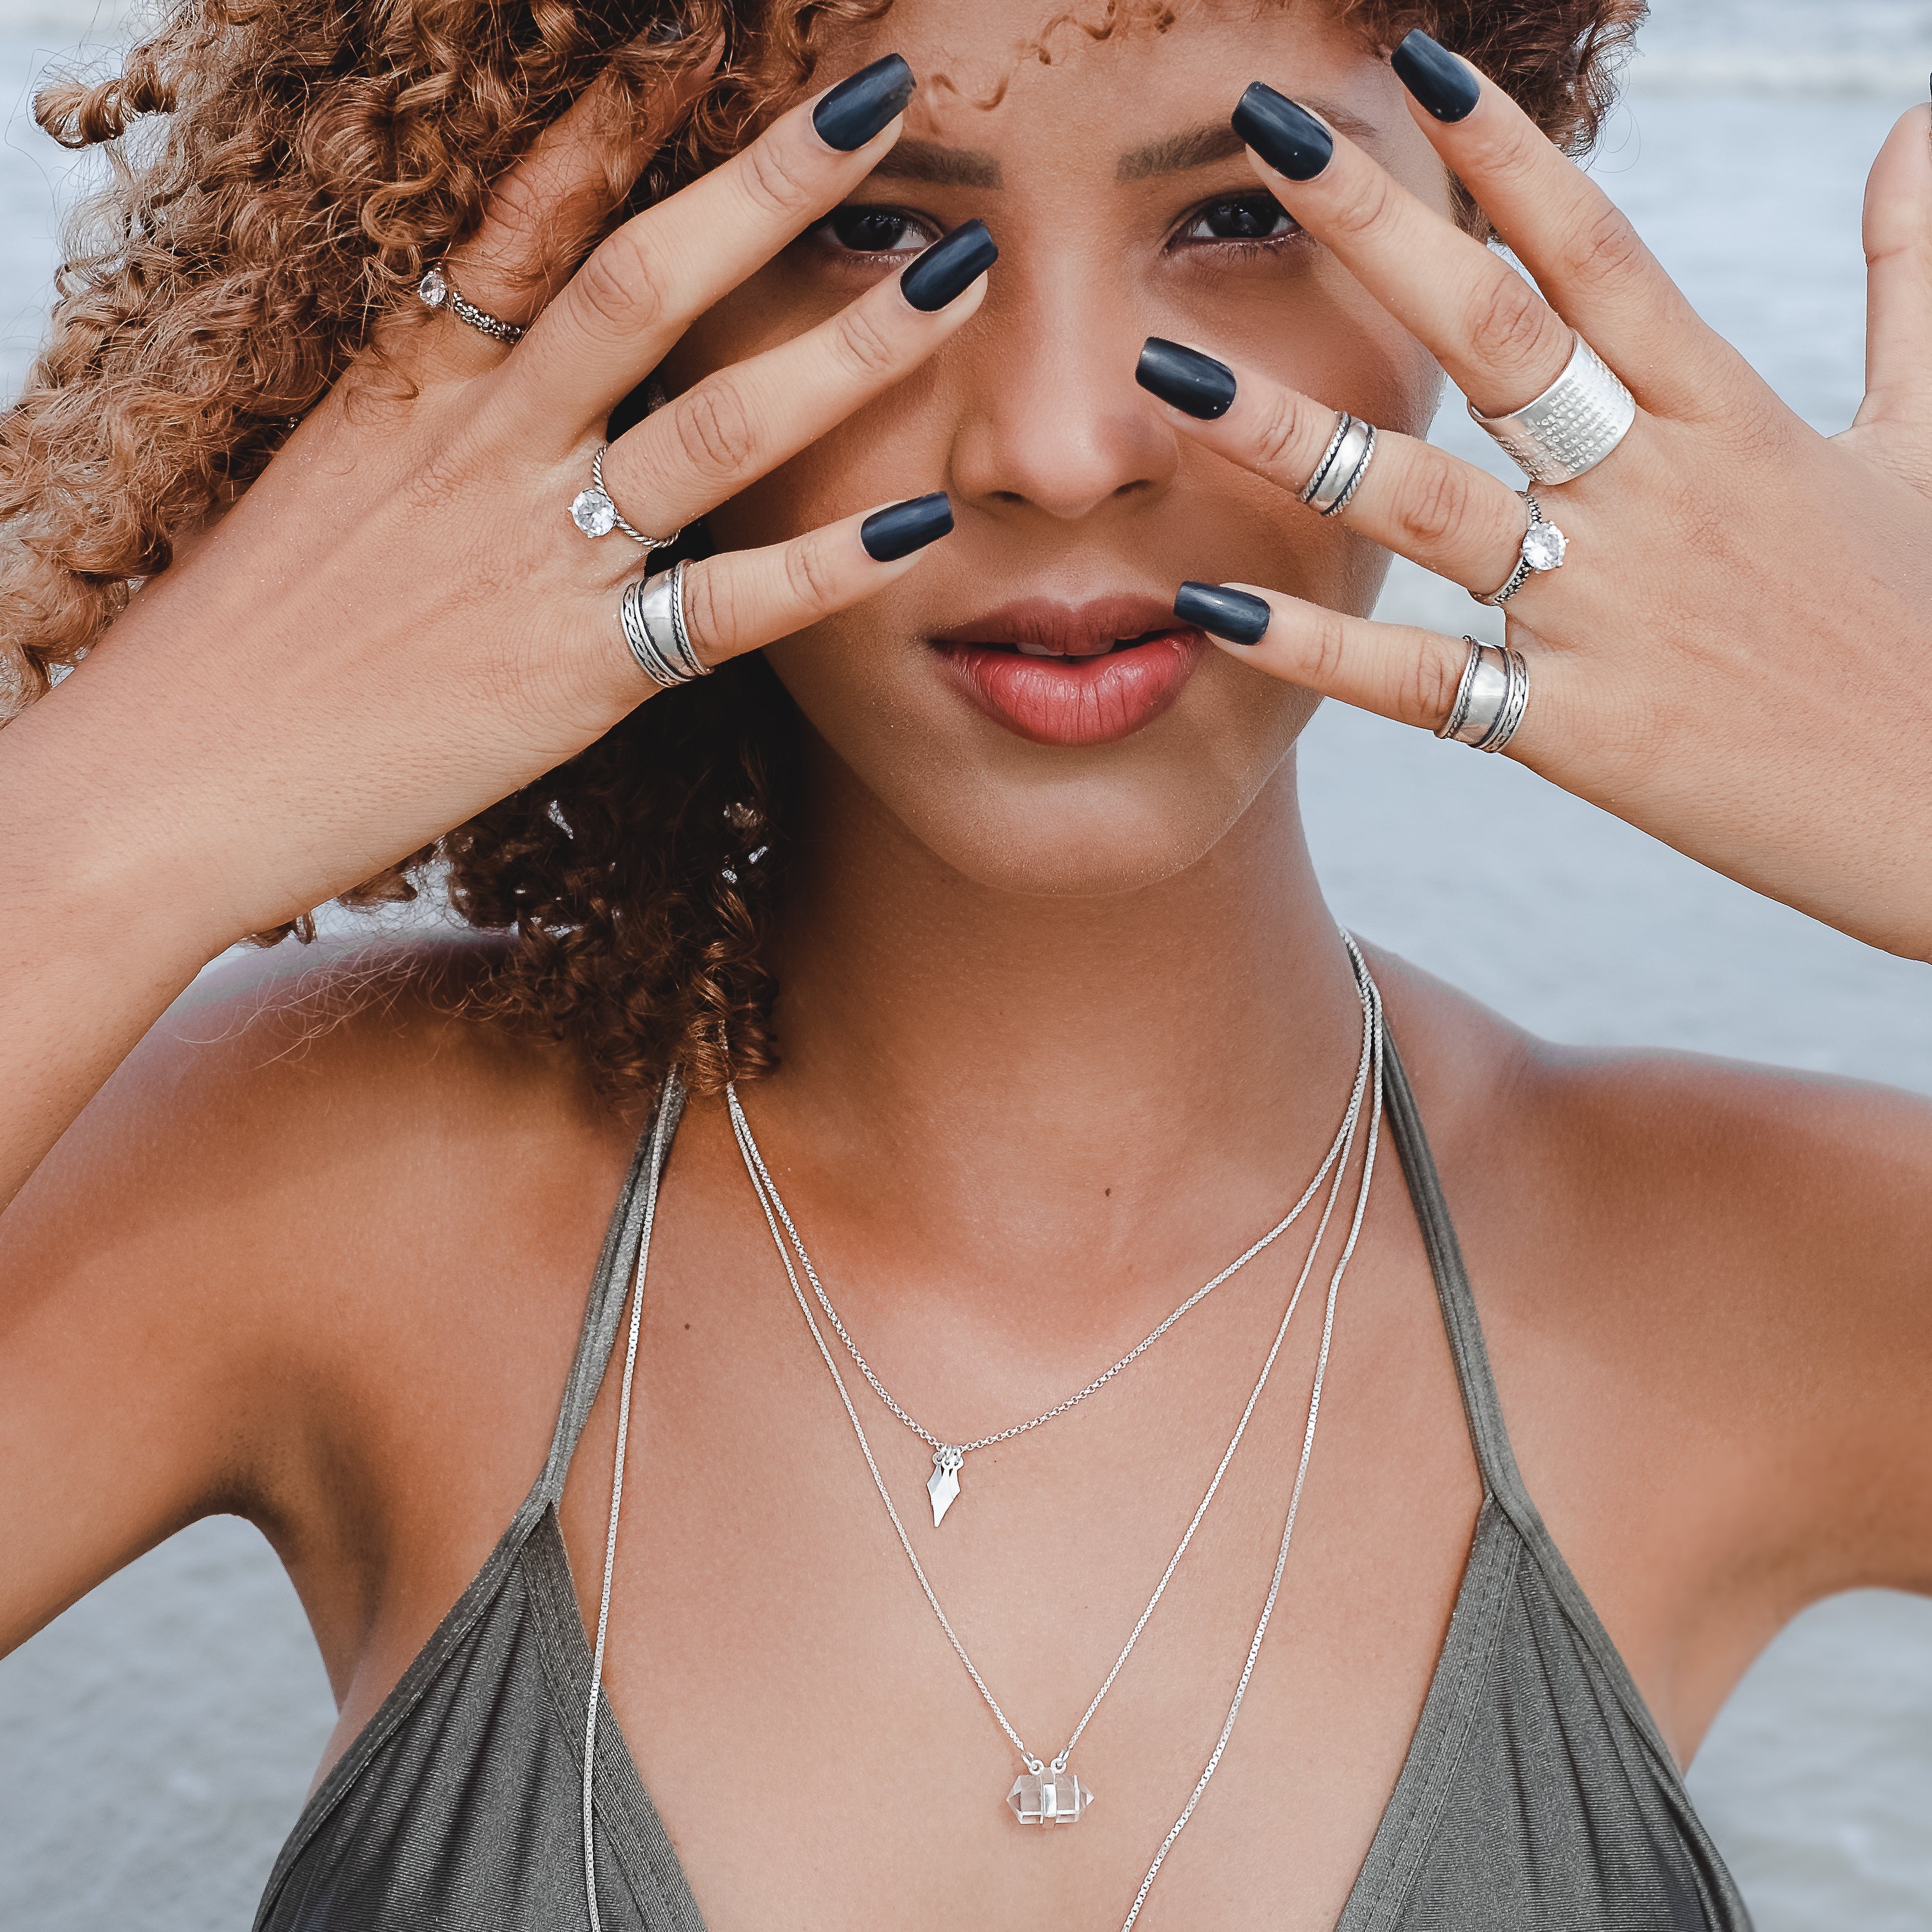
[253,1045,1752,1932]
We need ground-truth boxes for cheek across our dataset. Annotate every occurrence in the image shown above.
[767,611,1319,897]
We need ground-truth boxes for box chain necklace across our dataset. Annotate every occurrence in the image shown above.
[580,936,1384,1932]
[730,944,1380,1531]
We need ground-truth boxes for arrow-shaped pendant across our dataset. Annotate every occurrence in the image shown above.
[928,1445,965,1527]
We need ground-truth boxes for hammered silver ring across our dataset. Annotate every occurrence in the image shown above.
[417,265,524,345]
[1469,333,1634,486]
[1474,491,1567,607]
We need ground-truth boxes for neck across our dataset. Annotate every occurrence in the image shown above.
[747,735,1367,1324]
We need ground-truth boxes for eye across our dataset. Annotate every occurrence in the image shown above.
[1176,193,1300,247]
[814,205,943,256]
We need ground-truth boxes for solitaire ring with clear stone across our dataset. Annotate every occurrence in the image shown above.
[570,446,682,551]
[1474,491,1566,608]
[416,265,524,345]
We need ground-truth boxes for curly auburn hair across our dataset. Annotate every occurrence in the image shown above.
[1,0,1644,1099]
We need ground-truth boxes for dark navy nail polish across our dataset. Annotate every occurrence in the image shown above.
[1392,30,1480,123]
[1175,581,1271,646]
[862,492,953,561]
[1231,83,1332,182]
[1136,338,1237,420]
[900,220,998,312]
[812,53,916,151]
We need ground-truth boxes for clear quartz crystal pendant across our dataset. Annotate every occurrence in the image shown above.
[1008,1769,1094,1825]
[927,1445,964,1527]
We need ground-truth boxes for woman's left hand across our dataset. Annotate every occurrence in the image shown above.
[1145,39,1932,959]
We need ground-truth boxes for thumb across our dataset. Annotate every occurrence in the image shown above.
[1854,100,1932,436]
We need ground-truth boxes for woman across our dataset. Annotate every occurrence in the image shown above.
[2,0,1929,1924]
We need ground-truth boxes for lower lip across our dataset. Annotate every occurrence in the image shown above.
[931,631,1209,747]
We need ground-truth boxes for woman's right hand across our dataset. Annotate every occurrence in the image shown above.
[0,49,992,1204]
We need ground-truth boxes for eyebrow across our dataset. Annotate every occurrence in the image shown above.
[1116,101,1384,182]
[869,138,1004,188]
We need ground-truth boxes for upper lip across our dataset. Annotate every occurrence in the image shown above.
[927,595,1188,659]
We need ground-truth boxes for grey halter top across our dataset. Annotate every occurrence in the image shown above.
[252,1043,1753,1932]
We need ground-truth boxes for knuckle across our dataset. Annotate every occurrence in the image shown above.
[830,303,905,384]
[571,228,667,337]
[1321,167,1397,244]
[681,562,735,656]
[1304,609,1350,691]
[1391,459,1481,554]
[737,135,819,225]
[670,381,759,481]
[783,531,844,611]
[1399,637,1461,729]
[1465,269,1559,377]
[1558,198,1648,297]
[1251,391,1319,487]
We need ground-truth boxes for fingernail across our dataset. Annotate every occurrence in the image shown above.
[1231,83,1332,182]
[1175,581,1271,646]
[1392,30,1480,124]
[1136,338,1237,420]
[813,53,916,151]
[862,492,953,561]
[900,220,998,311]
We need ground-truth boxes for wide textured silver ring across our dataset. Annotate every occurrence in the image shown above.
[1436,637,1529,753]
[620,558,708,691]
[417,265,524,345]
[1474,491,1567,607]
[1300,412,1378,517]
[570,445,682,549]
[1469,333,1635,485]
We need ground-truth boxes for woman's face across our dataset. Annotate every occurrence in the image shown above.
[667,0,1450,896]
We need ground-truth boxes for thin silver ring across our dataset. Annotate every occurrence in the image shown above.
[570,445,682,550]
[1474,490,1567,607]
[620,558,708,690]
[1321,423,1378,518]
[1469,333,1635,485]
[417,265,524,345]
[1436,638,1529,753]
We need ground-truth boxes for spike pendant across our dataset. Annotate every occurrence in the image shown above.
[927,1445,965,1526]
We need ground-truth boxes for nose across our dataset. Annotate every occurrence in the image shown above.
[946,255,1178,526]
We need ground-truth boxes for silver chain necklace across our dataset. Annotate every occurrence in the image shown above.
[727,951,1376,1530]
[731,939,1383,1929]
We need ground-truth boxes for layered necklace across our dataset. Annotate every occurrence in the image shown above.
[723,936,1385,1928]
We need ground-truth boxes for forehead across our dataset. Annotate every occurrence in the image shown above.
[817,0,1409,182]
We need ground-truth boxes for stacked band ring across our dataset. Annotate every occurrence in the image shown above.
[1470,333,1634,485]
[417,265,524,345]
[1436,638,1529,753]
[621,559,709,689]
[1300,412,1379,517]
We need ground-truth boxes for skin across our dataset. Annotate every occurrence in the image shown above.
[2,2,1931,1929]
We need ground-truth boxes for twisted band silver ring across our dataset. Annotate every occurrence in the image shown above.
[1475,491,1567,607]
[417,265,524,345]
[1470,333,1634,485]
[571,445,682,550]
[1300,412,1379,517]
[1436,637,1529,753]
[620,559,708,690]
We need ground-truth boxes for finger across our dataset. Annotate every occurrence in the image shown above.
[447,49,720,328]
[514,55,921,425]
[1858,102,1932,429]
[1380,33,1741,418]
[667,493,955,673]
[1134,337,1535,603]
[599,223,994,539]
[1170,579,1538,753]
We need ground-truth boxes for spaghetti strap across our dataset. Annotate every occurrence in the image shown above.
[534,1074,687,1508]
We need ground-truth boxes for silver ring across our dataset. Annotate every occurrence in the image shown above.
[570,445,682,549]
[1469,333,1634,485]
[1474,490,1567,606]
[620,558,707,690]
[1300,413,1377,515]
[1436,637,1529,752]
[417,265,524,345]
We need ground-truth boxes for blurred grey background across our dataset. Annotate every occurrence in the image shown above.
[4,0,1931,1925]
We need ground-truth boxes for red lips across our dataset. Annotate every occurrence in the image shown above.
[928,596,1209,747]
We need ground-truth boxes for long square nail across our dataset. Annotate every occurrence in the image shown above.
[900,220,998,312]
[862,492,954,561]
[1392,31,1480,123]
[1136,338,1237,420]
[1231,83,1332,182]
[813,54,916,151]
[1175,582,1271,645]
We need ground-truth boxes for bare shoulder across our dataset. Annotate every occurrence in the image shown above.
[1368,946,1932,1605]
[0,932,638,1659]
